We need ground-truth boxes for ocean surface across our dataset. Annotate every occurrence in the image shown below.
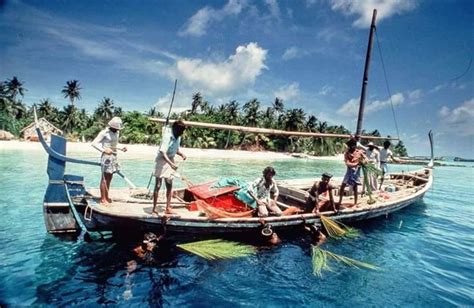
[0,148,473,307]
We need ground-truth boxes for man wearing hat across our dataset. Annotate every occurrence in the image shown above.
[92,116,127,205]
[305,172,336,214]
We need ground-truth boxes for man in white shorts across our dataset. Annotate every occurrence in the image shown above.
[152,120,186,215]
[379,140,402,189]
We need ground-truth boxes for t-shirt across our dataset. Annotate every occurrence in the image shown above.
[365,148,380,168]
[158,126,181,159]
[379,148,393,163]
[92,128,119,152]
[249,177,279,200]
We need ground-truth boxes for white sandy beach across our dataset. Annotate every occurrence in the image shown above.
[0,140,343,161]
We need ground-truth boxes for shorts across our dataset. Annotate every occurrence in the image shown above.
[101,153,120,174]
[342,167,361,186]
[154,156,175,182]
[380,162,388,174]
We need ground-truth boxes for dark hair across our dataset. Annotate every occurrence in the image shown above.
[383,140,391,149]
[172,120,186,130]
[263,166,276,176]
[346,138,357,147]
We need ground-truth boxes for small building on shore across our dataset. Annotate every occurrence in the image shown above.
[0,130,15,140]
[21,118,63,141]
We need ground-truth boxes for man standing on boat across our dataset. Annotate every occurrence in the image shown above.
[248,166,282,217]
[91,117,127,205]
[152,120,187,215]
[364,142,380,193]
[379,140,402,189]
[337,139,367,209]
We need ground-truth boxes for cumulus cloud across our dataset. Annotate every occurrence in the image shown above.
[179,0,246,37]
[173,42,267,95]
[330,0,418,28]
[337,93,404,116]
[438,98,474,136]
[274,82,300,101]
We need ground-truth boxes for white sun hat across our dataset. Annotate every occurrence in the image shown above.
[108,117,123,130]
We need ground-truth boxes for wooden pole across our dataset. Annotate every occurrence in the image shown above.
[150,118,398,140]
[356,9,377,136]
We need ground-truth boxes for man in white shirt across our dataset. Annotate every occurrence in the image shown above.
[379,140,402,189]
[91,117,127,205]
[152,120,187,215]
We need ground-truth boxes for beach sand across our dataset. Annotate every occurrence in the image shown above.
[0,140,343,161]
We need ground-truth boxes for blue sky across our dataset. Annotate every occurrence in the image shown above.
[1,0,473,157]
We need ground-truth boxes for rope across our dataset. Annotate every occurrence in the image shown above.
[375,30,401,141]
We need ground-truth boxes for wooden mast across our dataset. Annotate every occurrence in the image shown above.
[149,118,398,140]
[355,9,377,136]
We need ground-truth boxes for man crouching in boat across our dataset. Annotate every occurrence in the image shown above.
[337,138,367,209]
[248,166,282,217]
[305,173,336,214]
[92,117,127,205]
[152,120,187,216]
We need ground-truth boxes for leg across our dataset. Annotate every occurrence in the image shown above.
[99,173,108,204]
[268,200,282,216]
[258,202,269,217]
[353,184,358,205]
[104,173,113,203]
[337,183,346,209]
[164,180,173,214]
[379,170,386,190]
[152,177,162,214]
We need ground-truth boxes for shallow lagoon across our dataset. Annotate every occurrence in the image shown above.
[0,149,473,306]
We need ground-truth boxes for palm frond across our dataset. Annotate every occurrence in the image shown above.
[177,239,256,260]
[311,245,331,277]
[325,250,378,271]
[320,215,360,239]
[311,246,378,277]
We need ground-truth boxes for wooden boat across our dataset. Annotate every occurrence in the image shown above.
[38,9,434,237]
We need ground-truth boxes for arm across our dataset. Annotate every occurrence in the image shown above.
[177,148,186,160]
[160,151,178,170]
[91,130,113,154]
[328,187,335,211]
[271,180,279,201]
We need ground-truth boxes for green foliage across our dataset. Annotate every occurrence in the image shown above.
[312,246,378,277]
[393,140,408,157]
[0,77,405,156]
[177,239,256,260]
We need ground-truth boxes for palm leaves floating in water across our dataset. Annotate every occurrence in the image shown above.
[177,239,256,260]
[312,246,378,277]
[320,215,360,239]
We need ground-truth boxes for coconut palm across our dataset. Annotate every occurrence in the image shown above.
[191,92,203,114]
[242,99,260,127]
[224,100,240,148]
[306,115,318,132]
[94,97,114,120]
[272,97,284,116]
[61,104,79,133]
[62,80,82,106]
[6,76,26,100]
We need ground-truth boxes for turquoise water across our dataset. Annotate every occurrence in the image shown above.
[0,148,473,306]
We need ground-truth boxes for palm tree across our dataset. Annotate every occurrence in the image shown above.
[6,76,26,100]
[224,100,240,148]
[306,115,318,132]
[94,97,114,120]
[272,97,284,116]
[62,80,82,105]
[191,92,203,114]
[284,108,306,131]
[242,99,260,127]
[113,106,123,117]
[61,104,79,133]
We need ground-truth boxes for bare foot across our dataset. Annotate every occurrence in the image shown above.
[151,210,159,216]
[164,208,176,215]
[100,199,110,206]
[107,198,113,203]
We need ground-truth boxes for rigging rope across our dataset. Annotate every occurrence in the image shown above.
[375,30,401,141]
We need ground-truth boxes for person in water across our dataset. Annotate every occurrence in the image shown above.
[91,117,127,205]
[305,173,336,214]
[248,166,282,217]
[337,138,367,209]
[152,120,187,215]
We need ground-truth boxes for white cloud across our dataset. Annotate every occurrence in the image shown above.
[153,92,190,114]
[438,98,474,136]
[337,93,404,116]
[282,47,300,60]
[179,0,246,37]
[274,82,300,101]
[318,85,335,96]
[173,42,267,95]
[330,0,418,28]
[265,0,281,20]
[407,89,423,105]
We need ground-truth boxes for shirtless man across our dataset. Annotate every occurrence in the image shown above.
[305,173,336,214]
